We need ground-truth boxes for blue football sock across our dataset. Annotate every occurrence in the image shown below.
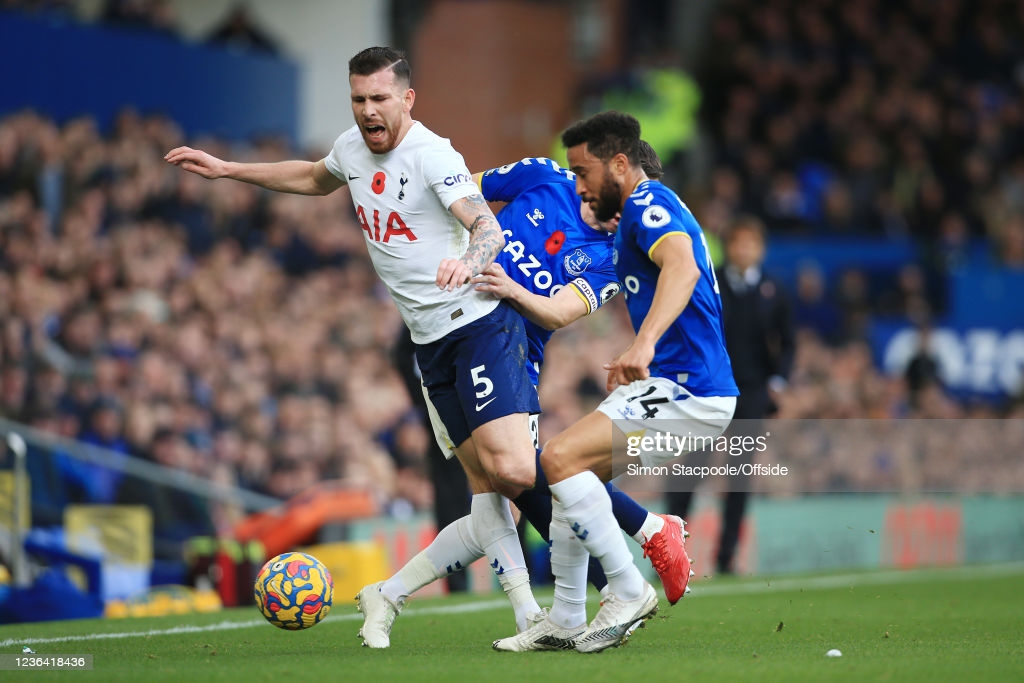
[514,450,553,537]
[587,556,608,592]
[606,483,648,537]
[513,487,553,541]
[532,449,549,493]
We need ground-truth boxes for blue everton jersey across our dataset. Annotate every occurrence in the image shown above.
[615,180,738,397]
[480,158,620,384]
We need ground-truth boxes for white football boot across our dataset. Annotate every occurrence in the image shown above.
[492,608,586,652]
[355,582,403,648]
[575,582,658,653]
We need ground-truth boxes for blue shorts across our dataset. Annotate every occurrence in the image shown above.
[416,301,541,450]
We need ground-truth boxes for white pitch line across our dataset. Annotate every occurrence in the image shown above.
[2,562,1022,648]
[0,600,510,648]
[691,561,1024,596]
[0,619,269,648]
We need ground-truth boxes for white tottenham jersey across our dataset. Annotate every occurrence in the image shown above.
[324,122,499,344]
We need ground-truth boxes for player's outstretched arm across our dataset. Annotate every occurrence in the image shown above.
[164,147,343,196]
[604,233,699,390]
[472,263,589,330]
[436,193,505,291]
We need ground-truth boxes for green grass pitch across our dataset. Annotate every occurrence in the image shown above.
[1,564,1022,682]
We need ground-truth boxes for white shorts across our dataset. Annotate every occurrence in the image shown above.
[422,381,540,459]
[597,377,737,468]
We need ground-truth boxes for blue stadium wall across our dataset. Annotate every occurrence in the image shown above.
[763,237,1024,400]
[0,11,298,144]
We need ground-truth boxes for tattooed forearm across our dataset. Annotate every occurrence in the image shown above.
[451,194,505,274]
[461,215,504,274]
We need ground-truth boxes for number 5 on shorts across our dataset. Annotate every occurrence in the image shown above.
[471,364,497,413]
[471,364,493,399]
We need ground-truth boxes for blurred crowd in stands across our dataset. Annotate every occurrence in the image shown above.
[686,0,1024,325]
[0,110,429,525]
[1,0,1024,538]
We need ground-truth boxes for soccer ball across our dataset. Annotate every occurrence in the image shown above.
[253,552,333,630]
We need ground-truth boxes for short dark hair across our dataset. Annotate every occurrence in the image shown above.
[727,214,766,243]
[561,111,641,166]
[638,139,662,179]
[349,47,411,87]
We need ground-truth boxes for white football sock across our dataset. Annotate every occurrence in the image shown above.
[632,512,666,544]
[379,515,482,605]
[550,471,645,601]
[548,501,589,629]
[470,492,541,631]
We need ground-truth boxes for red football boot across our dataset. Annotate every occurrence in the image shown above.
[641,514,693,605]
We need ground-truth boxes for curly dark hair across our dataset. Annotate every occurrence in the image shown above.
[561,111,641,166]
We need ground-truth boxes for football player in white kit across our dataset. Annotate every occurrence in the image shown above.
[165,47,543,646]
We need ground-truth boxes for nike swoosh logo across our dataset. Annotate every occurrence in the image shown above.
[348,174,360,180]
[475,397,497,412]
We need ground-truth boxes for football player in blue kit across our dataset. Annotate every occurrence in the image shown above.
[357,144,693,649]
[494,111,739,653]
[475,146,693,607]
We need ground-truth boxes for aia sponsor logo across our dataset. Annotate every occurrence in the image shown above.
[356,205,417,243]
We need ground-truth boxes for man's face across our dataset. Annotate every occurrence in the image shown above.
[568,143,623,222]
[349,69,413,154]
[726,228,765,270]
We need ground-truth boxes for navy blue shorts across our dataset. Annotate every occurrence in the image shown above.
[416,301,541,450]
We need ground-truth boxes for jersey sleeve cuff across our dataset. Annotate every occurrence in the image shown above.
[646,231,691,260]
[322,152,345,182]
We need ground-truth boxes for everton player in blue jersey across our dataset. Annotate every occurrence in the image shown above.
[473,157,620,385]
[495,112,739,653]
[356,145,692,649]
[479,149,695,622]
